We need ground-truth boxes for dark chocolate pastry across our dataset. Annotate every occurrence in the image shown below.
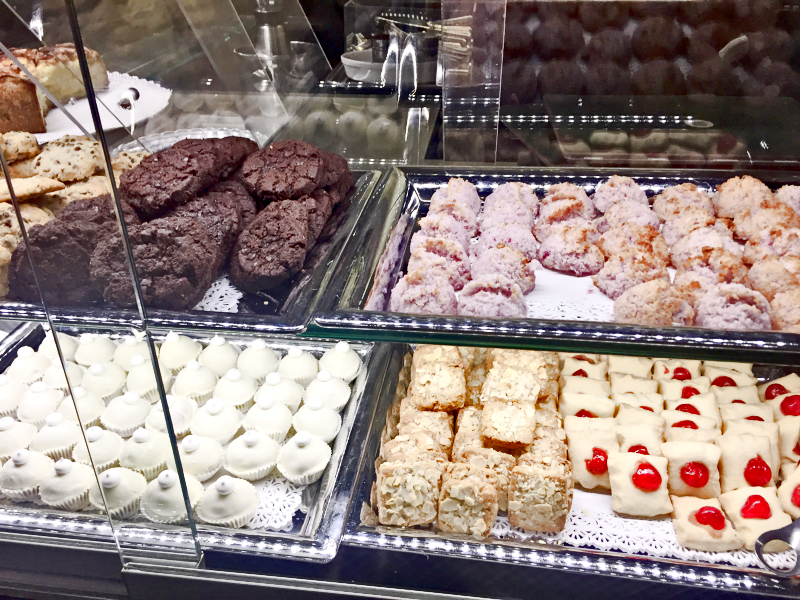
[504,14,536,57]
[754,60,800,99]
[632,17,686,60]
[57,194,140,228]
[745,29,795,67]
[579,2,629,32]
[229,199,310,293]
[680,0,733,25]
[308,188,334,246]
[211,137,258,178]
[733,0,781,30]
[537,1,578,19]
[633,60,687,95]
[630,0,677,18]
[501,59,538,104]
[538,60,585,95]
[170,191,242,258]
[209,180,258,227]
[240,140,326,202]
[90,216,222,310]
[327,170,355,205]
[688,23,737,63]
[8,220,106,305]
[688,58,739,94]
[586,61,632,95]
[584,29,632,65]
[319,151,349,187]
[533,16,585,60]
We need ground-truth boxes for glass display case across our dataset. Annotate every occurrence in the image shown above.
[2,0,800,597]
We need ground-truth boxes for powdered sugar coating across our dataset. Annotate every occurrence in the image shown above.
[771,288,800,332]
[743,227,800,264]
[652,183,713,221]
[427,202,478,237]
[473,224,539,261]
[614,280,695,326]
[541,182,594,211]
[745,257,800,302]
[694,283,771,331]
[407,237,470,291]
[673,270,713,308]
[411,214,472,251]
[598,224,669,265]
[389,268,457,315]
[534,200,596,241]
[537,223,605,276]
[681,249,748,285]
[470,244,536,293]
[661,206,715,246]
[603,201,659,231]
[485,182,539,216]
[670,226,741,269]
[592,176,648,213]
[712,175,773,219]
[776,185,800,217]
[430,178,482,215]
[479,194,535,231]
[733,204,800,241]
[457,275,526,318]
[593,254,670,300]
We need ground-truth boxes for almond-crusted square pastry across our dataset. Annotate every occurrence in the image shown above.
[443,462,498,488]
[465,363,487,407]
[452,407,482,461]
[380,432,450,464]
[661,441,722,499]
[377,461,443,527]
[480,365,541,404]
[608,453,672,517]
[437,476,498,538]
[413,345,466,370]
[409,362,466,412]
[457,447,516,511]
[534,406,563,440]
[519,436,569,466]
[490,348,553,382]
[671,496,742,552]
[399,410,454,455]
[508,461,573,532]
[481,399,537,448]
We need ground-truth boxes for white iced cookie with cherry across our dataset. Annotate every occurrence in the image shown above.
[765,391,800,421]
[607,453,672,517]
[665,392,720,428]
[758,373,800,402]
[662,410,717,432]
[705,366,757,389]
[653,359,701,383]
[567,428,618,490]
[777,463,800,519]
[319,342,361,383]
[607,356,653,379]
[659,377,710,402]
[563,416,615,434]
[723,420,780,476]
[558,376,611,397]
[670,496,742,552]
[777,416,800,463]
[559,392,615,419]
[141,469,203,524]
[666,427,721,444]
[719,403,773,428]
[612,392,663,414]
[609,373,658,395]
[614,424,663,457]
[703,361,753,375]
[199,336,240,378]
[719,487,791,551]
[712,385,759,405]
[615,404,666,433]
[717,433,775,493]
[196,475,258,528]
[661,441,721,499]
[561,357,607,380]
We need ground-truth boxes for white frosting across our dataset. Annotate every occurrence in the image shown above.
[158,470,178,489]
[226,369,242,382]
[40,459,94,506]
[89,468,146,512]
[266,373,281,386]
[86,426,104,443]
[165,332,180,343]
[335,341,351,353]
[54,459,72,475]
[190,400,241,442]
[216,476,235,495]
[141,470,202,522]
[0,375,8,386]
[101,470,121,488]
[243,430,261,447]
[30,415,81,454]
[38,332,78,361]
[130,355,146,367]
[101,393,149,433]
[82,362,126,398]
[89,364,105,376]
[0,449,53,491]
[124,337,139,347]
[249,339,267,350]
[225,431,279,475]
[199,340,240,377]
[74,335,117,367]
[45,412,63,427]
[120,429,169,471]
[31,381,47,393]
[158,334,201,370]
[197,476,258,524]
[0,417,13,431]
[288,348,302,358]
[210,336,225,347]
[186,360,200,371]
[277,349,319,385]
[319,343,362,382]
[123,392,141,405]
[17,384,63,425]
[18,346,34,358]
[206,399,224,415]
[73,387,86,400]
[58,389,105,427]
[213,369,257,407]
[277,432,332,481]
[242,399,293,439]
[255,374,304,413]
[73,428,123,468]
[304,372,351,411]
[182,436,201,453]
[12,448,29,466]
[133,428,149,443]
[0,419,37,458]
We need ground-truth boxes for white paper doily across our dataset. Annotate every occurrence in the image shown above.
[36,71,172,143]
[193,274,243,313]
[490,489,797,569]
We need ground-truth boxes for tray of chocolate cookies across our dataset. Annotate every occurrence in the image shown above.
[314,166,800,363]
[0,129,381,333]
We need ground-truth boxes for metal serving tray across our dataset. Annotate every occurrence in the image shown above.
[341,345,800,594]
[312,166,800,364]
[0,128,381,335]
[0,323,393,563]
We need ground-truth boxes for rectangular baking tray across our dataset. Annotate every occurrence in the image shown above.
[0,127,382,336]
[311,166,800,364]
[341,344,800,596]
[0,322,394,563]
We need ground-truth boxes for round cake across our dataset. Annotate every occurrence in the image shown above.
[224,430,279,480]
[81,362,126,402]
[39,459,96,510]
[88,467,147,519]
[112,336,150,372]
[254,372,304,413]
[6,346,52,384]
[16,382,64,428]
[100,392,151,437]
[196,475,259,528]
[292,398,342,443]
[0,448,54,501]
[319,342,362,383]
[119,428,170,481]
[126,355,173,403]
[277,348,319,387]
[0,375,28,418]
[57,387,105,428]
[213,369,258,412]
[73,334,117,368]
[38,331,78,362]
[0,417,37,464]
[29,412,82,460]
[198,336,240,378]
[304,371,351,412]
[190,399,241,445]
[72,426,124,471]
[158,332,202,375]
[171,360,217,405]
[241,396,293,441]
[141,470,203,524]
[276,431,332,485]
[236,339,279,385]
[166,435,223,482]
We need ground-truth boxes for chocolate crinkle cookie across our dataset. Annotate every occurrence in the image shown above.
[121,136,255,219]
[229,199,311,293]
[207,180,258,227]
[8,220,107,305]
[240,140,326,202]
[90,216,223,310]
[169,188,243,259]
[633,60,687,95]
[57,194,140,228]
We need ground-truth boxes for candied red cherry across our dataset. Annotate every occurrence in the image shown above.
[792,485,800,508]
[780,395,800,417]
[681,387,700,399]
[576,409,596,418]
[712,376,736,387]
[794,441,800,456]
[694,506,725,531]
[740,494,771,519]
[639,406,654,412]
[731,400,746,404]
[632,462,662,492]
[744,455,772,487]
[745,415,764,422]
[574,355,593,363]
[676,403,700,415]
[680,462,709,488]
[672,367,692,380]
[766,383,789,400]
[628,445,649,455]
[672,420,698,429]
[572,369,588,378]
[585,448,608,475]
